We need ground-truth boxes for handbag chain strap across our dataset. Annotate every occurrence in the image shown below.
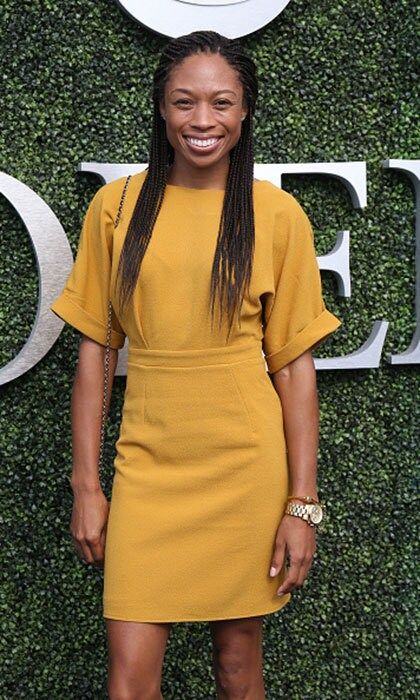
[98,174,132,478]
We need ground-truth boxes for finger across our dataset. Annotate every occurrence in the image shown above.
[82,534,104,568]
[93,505,110,569]
[276,557,301,596]
[269,540,287,578]
[295,554,315,587]
[73,537,95,565]
[71,537,85,561]
[70,525,89,564]
[277,545,316,595]
[90,531,106,569]
[88,526,109,568]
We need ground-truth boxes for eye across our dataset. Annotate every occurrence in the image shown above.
[174,98,231,107]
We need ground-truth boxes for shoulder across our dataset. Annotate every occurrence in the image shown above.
[255,180,312,232]
[255,181,314,259]
[88,170,147,225]
[255,180,308,222]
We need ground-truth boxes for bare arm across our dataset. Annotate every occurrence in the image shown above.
[70,335,119,494]
[268,349,320,595]
[69,334,119,567]
[271,349,319,501]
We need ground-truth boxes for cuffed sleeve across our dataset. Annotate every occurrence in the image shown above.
[50,185,126,350]
[262,192,341,374]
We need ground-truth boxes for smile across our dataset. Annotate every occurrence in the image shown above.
[183,136,224,153]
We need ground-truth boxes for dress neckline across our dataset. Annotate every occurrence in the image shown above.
[164,179,265,194]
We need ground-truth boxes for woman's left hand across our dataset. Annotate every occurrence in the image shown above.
[269,513,316,596]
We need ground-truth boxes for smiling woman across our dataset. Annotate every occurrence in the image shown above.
[160,52,248,187]
[50,29,341,698]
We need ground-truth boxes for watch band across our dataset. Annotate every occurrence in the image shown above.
[285,500,324,527]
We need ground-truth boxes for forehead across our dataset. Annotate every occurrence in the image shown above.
[165,52,242,95]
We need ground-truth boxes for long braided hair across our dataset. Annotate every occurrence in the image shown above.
[116,30,259,339]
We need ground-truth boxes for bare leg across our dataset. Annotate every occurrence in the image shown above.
[105,618,173,700]
[209,615,266,699]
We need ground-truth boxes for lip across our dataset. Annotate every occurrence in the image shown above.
[183,135,224,155]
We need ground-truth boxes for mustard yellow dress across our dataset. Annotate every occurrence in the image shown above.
[50,169,342,623]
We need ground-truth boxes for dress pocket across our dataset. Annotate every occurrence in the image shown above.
[229,358,284,441]
[228,365,258,439]
[114,368,146,468]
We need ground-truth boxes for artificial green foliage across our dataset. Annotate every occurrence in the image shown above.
[0,0,418,697]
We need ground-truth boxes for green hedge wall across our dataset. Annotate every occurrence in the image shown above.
[0,0,418,697]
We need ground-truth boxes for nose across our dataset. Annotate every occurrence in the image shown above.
[189,102,216,130]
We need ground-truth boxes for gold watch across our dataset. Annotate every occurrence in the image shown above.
[284,496,324,527]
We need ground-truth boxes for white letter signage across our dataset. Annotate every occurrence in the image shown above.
[114,0,293,39]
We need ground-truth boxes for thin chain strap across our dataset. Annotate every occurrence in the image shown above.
[98,174,132,478]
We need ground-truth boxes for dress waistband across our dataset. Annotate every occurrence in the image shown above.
[128,341,264,368]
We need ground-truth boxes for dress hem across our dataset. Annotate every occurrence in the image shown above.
[50,292,126,349]
[264,308,341,374]
[103,592,292,623]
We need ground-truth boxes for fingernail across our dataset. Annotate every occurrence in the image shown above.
[269,566,277,577]
[277,589,285,596]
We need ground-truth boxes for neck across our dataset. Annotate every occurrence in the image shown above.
[166,160,229,190]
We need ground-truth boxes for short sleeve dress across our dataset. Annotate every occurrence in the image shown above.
[50,169,342,623]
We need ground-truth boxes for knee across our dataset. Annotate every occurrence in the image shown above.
[108,678,161,700]
[214,648,252,698]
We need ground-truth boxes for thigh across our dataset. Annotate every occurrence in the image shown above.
[106,619,172,694]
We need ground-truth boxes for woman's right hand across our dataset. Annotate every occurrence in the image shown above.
[70,486,110,569]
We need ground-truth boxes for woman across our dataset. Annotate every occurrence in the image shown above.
[51,30,341,700]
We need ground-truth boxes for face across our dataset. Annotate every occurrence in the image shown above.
[160,52,247,172]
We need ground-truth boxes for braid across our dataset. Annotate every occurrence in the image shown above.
[115,30,259,341]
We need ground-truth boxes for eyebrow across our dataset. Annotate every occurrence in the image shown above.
[170,88,237,96]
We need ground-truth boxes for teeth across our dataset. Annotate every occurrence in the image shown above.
[186,137,220,147]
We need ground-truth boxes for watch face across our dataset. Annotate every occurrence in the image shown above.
[310,504,323,524]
